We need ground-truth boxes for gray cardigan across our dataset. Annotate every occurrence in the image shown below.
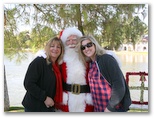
[96,54,131,112]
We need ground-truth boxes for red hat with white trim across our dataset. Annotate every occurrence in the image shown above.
[59,27,83,43]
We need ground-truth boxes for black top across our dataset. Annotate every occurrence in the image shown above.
[96,54,132,112]
[22,57,56,112]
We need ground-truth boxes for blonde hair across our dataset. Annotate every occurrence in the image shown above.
[45,37,64,65]
[77,35,106,65]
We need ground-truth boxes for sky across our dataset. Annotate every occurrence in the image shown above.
[0,0,153,118]
[137,4,148,26]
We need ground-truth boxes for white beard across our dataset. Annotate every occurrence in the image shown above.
[63,47,87,84]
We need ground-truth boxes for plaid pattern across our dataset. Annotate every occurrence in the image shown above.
[88,61,111,112]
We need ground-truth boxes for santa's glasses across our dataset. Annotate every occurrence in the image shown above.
[81,42,93,50]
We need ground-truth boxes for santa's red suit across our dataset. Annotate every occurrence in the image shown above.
[59,27,94,112]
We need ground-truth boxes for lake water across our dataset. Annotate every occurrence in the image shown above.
[4,51,148,107]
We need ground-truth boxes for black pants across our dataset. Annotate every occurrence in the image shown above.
[24,108,31,112]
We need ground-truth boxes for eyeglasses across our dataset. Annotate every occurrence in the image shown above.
[81,42,93,50]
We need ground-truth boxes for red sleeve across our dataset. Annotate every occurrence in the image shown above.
[85,62,90,84]
[60,62,67,83]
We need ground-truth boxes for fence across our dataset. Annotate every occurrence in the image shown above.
[126,72,148,111]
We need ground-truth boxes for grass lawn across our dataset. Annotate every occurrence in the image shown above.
[5,106,148,112]
[5,106,24,112]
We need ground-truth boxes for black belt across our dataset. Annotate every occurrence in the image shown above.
[63,82,90,94]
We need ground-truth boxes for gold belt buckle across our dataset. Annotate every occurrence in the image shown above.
[71,84,81,94]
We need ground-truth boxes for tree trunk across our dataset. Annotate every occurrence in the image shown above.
[76,4,84,35]
[4,65,10,111]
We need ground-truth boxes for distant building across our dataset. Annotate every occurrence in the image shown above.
[120,43,134,51]
[135,35,148,52]
[119,35,148,52]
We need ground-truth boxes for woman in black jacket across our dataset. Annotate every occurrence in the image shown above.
[77,35,131,112]
[22,37,64,112]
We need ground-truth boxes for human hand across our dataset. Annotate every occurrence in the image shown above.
[44,96,54,108]
[104,108,111,112]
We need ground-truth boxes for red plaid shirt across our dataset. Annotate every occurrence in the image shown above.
[88,61,111,112]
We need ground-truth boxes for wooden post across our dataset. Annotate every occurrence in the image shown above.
[140,75,145,104]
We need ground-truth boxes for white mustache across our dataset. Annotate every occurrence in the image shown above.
[68,44,76,48]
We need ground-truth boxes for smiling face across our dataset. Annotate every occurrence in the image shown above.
[49,41,61,62]
[65,35,78,48]
[81,39,96,61]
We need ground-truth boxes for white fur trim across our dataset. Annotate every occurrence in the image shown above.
[68,93,86,112]
[106,50,122,67]
[61,27,83,43]
[63,92,93,112]
[35,50,46,58]
[63,92,68,105]
[85,93,93,105]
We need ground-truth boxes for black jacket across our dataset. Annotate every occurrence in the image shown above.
[96,54,131,112]
[22,57,56,112]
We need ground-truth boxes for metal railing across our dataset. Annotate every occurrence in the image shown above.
[126,72,148,105]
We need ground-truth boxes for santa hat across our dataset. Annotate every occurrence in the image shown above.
[59,27,83,43]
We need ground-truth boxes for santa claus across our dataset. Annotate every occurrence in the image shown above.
[59,27,94,112]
